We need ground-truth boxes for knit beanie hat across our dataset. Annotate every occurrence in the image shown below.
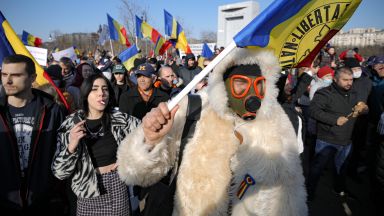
[317,66,334,78]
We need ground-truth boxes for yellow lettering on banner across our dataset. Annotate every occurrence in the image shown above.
[260,1,360,70]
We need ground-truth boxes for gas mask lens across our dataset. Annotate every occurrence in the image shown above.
[230,75,266,99]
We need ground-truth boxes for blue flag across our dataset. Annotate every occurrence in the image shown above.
[201,43,213,59]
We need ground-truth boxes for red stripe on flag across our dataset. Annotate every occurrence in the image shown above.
[151,30,161,44]
[159,40,173,55]
[34,37,42,47]
[185,45,192,54]
[119,27,131,47]
[42,71,70,110]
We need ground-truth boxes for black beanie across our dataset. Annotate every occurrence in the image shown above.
[343,58,360,68]
[185,53,195,61]
[223,64,262,80]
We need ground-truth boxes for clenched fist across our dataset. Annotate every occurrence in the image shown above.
[142,102,179,145]
[337,116,349,126]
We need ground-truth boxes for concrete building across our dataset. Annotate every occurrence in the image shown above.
[217,1,259,47]
[330,28,384,47]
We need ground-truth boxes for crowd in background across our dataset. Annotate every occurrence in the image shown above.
[1,43,384,215]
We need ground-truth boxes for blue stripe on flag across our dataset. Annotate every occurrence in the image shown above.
[0,11,15,65]
[234,0,310,48]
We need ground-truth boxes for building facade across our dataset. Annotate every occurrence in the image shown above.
[217,1,259,48]
[330,28,384,47]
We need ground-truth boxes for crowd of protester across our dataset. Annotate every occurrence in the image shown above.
[0,44,384,215]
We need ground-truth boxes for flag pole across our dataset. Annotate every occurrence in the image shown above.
[167,41,236,110]
[164,35,168,62]
[135,36,138,49]
[109,39,114,57]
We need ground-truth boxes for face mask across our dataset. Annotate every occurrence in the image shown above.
[323,78,333,85]
[353,69,362,78]
[172,79,178,85]
[225,75,266,120]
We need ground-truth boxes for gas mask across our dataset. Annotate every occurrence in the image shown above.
[225,74,266,120]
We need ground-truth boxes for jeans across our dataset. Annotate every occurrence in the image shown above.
[306,139,352,199]
[315,139,352,174]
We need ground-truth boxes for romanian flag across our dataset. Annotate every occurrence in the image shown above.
[154,36,172,56]
[0,11,69,110]
[201,43,213,59]
[119,44,140,71]
[135,16,162,44]
[164,9,191,54]
[233,0,361,70]
[107,14,131,47]
[21,30,42,47]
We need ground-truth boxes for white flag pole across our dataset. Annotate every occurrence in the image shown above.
[109,39,114,57]
[167,41,236,110]
[135,36,138,49]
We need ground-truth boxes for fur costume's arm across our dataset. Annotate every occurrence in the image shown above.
[117,97,188,187]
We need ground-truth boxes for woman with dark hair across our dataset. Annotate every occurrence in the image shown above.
[110,64,133,104]
[52,74,140,215]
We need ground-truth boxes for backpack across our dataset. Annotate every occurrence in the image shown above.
[140,94,202,216]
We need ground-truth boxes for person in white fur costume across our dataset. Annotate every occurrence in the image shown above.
[117,48,307,216]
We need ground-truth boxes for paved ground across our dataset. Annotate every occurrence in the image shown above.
[308,168,377,216]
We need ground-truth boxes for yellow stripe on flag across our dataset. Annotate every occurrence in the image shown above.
[2,21,48,85]
[122,53,140,71]
[171,18,177,39]
[141,22,152,39]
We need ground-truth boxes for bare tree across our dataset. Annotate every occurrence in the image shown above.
[119,0,149,39]
[200,30,217,43]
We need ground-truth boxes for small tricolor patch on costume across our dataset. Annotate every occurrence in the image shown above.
[237,174,256,200]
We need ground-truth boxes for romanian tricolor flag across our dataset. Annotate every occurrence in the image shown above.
[154,37,172,56]
[0,11,69,110]
[21,30,42,47]
[107,14,131,47]
[119,44,140,71]
[135,16,162,44]
[233,0,362,70]
[164,9,191,54]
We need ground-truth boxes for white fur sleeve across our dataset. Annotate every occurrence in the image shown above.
[117,125,173,186]
[117,97,188,187]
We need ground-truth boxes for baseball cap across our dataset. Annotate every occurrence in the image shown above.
[372,56,384,65]
[135,63,155,77]
[112,64,126,74]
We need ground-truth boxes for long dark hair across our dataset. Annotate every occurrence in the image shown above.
[80,73,116,116]
[80,74,116,135]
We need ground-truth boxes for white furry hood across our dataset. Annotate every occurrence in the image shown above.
[207,48,282,121]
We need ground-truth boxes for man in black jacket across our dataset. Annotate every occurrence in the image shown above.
[0,54,67,215]
[119,63,169,120]
[307,67,368,201]
[177,53,202,88]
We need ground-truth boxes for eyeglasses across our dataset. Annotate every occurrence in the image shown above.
[230,75,266,99]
